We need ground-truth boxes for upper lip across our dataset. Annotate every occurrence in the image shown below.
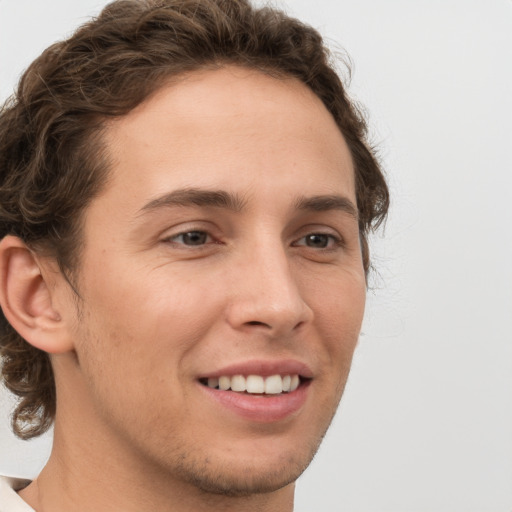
[197,359,314,380]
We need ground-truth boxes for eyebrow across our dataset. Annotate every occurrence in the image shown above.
[138,187,358,220]
[138,188,247,214]
[294,194,359,220]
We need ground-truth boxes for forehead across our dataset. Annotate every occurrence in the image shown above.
[99,66,355,211]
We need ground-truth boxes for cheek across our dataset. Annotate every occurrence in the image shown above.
[73,263,227,384]
[311,269,366,366]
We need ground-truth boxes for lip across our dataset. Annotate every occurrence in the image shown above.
[197,359,314,379]
[199,379,311,423]
[197,359,313,423]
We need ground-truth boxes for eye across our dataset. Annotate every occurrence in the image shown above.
[168,230,211,246]
[294,233,342,249]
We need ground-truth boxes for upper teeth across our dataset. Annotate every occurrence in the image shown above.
[206,374,300,394]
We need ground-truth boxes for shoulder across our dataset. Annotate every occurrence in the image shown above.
[0,476,34,512]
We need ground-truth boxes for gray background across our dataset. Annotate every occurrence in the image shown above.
[1,1,511,511]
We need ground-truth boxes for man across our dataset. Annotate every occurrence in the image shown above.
[0,0,388,510]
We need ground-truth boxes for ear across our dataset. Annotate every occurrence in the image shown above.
[0,235,74,354]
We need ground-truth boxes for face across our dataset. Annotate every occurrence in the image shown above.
[57,67,366,495]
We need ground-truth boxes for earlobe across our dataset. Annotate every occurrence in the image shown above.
[0,235,73,354]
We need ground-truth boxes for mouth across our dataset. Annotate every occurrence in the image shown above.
[199,374,308,395]
[197,360,313,422]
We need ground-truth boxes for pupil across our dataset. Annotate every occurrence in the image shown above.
[183,231,207,245]
[307,234,328,248]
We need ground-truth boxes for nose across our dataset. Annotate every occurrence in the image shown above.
[225,243,314,337]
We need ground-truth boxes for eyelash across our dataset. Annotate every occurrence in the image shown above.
[164,230,344,251]
[166,230,214,247]
[292,233,344,250]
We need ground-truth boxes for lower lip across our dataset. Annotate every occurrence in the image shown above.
[199,381,310,423]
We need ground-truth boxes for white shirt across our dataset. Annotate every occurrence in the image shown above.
[0,476,34,512]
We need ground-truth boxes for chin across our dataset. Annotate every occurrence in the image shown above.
[153,429,323,498]
[175,452,311,497]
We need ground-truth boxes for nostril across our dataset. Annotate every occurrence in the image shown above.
[246,321,270,327]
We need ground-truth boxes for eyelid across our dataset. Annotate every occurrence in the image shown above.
[293,232,344,249]
[167,230,212,245]
[160,223,221,247]
[292,222,345,243]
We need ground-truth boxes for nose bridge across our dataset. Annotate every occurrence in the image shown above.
[227,235,313,334]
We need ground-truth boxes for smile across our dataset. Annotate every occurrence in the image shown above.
[200,374,301,394]
[197,360,312,422]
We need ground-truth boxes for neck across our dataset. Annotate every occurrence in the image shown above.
[19,419,295,512]
[18,357,297,512]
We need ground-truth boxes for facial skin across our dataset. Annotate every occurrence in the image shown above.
[17,67,366,511]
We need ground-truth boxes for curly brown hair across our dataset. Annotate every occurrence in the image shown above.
[0,0,389,440]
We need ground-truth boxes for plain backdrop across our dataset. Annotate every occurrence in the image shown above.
[1,1,511,511]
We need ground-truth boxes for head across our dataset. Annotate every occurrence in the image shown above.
[0,0,388,498]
